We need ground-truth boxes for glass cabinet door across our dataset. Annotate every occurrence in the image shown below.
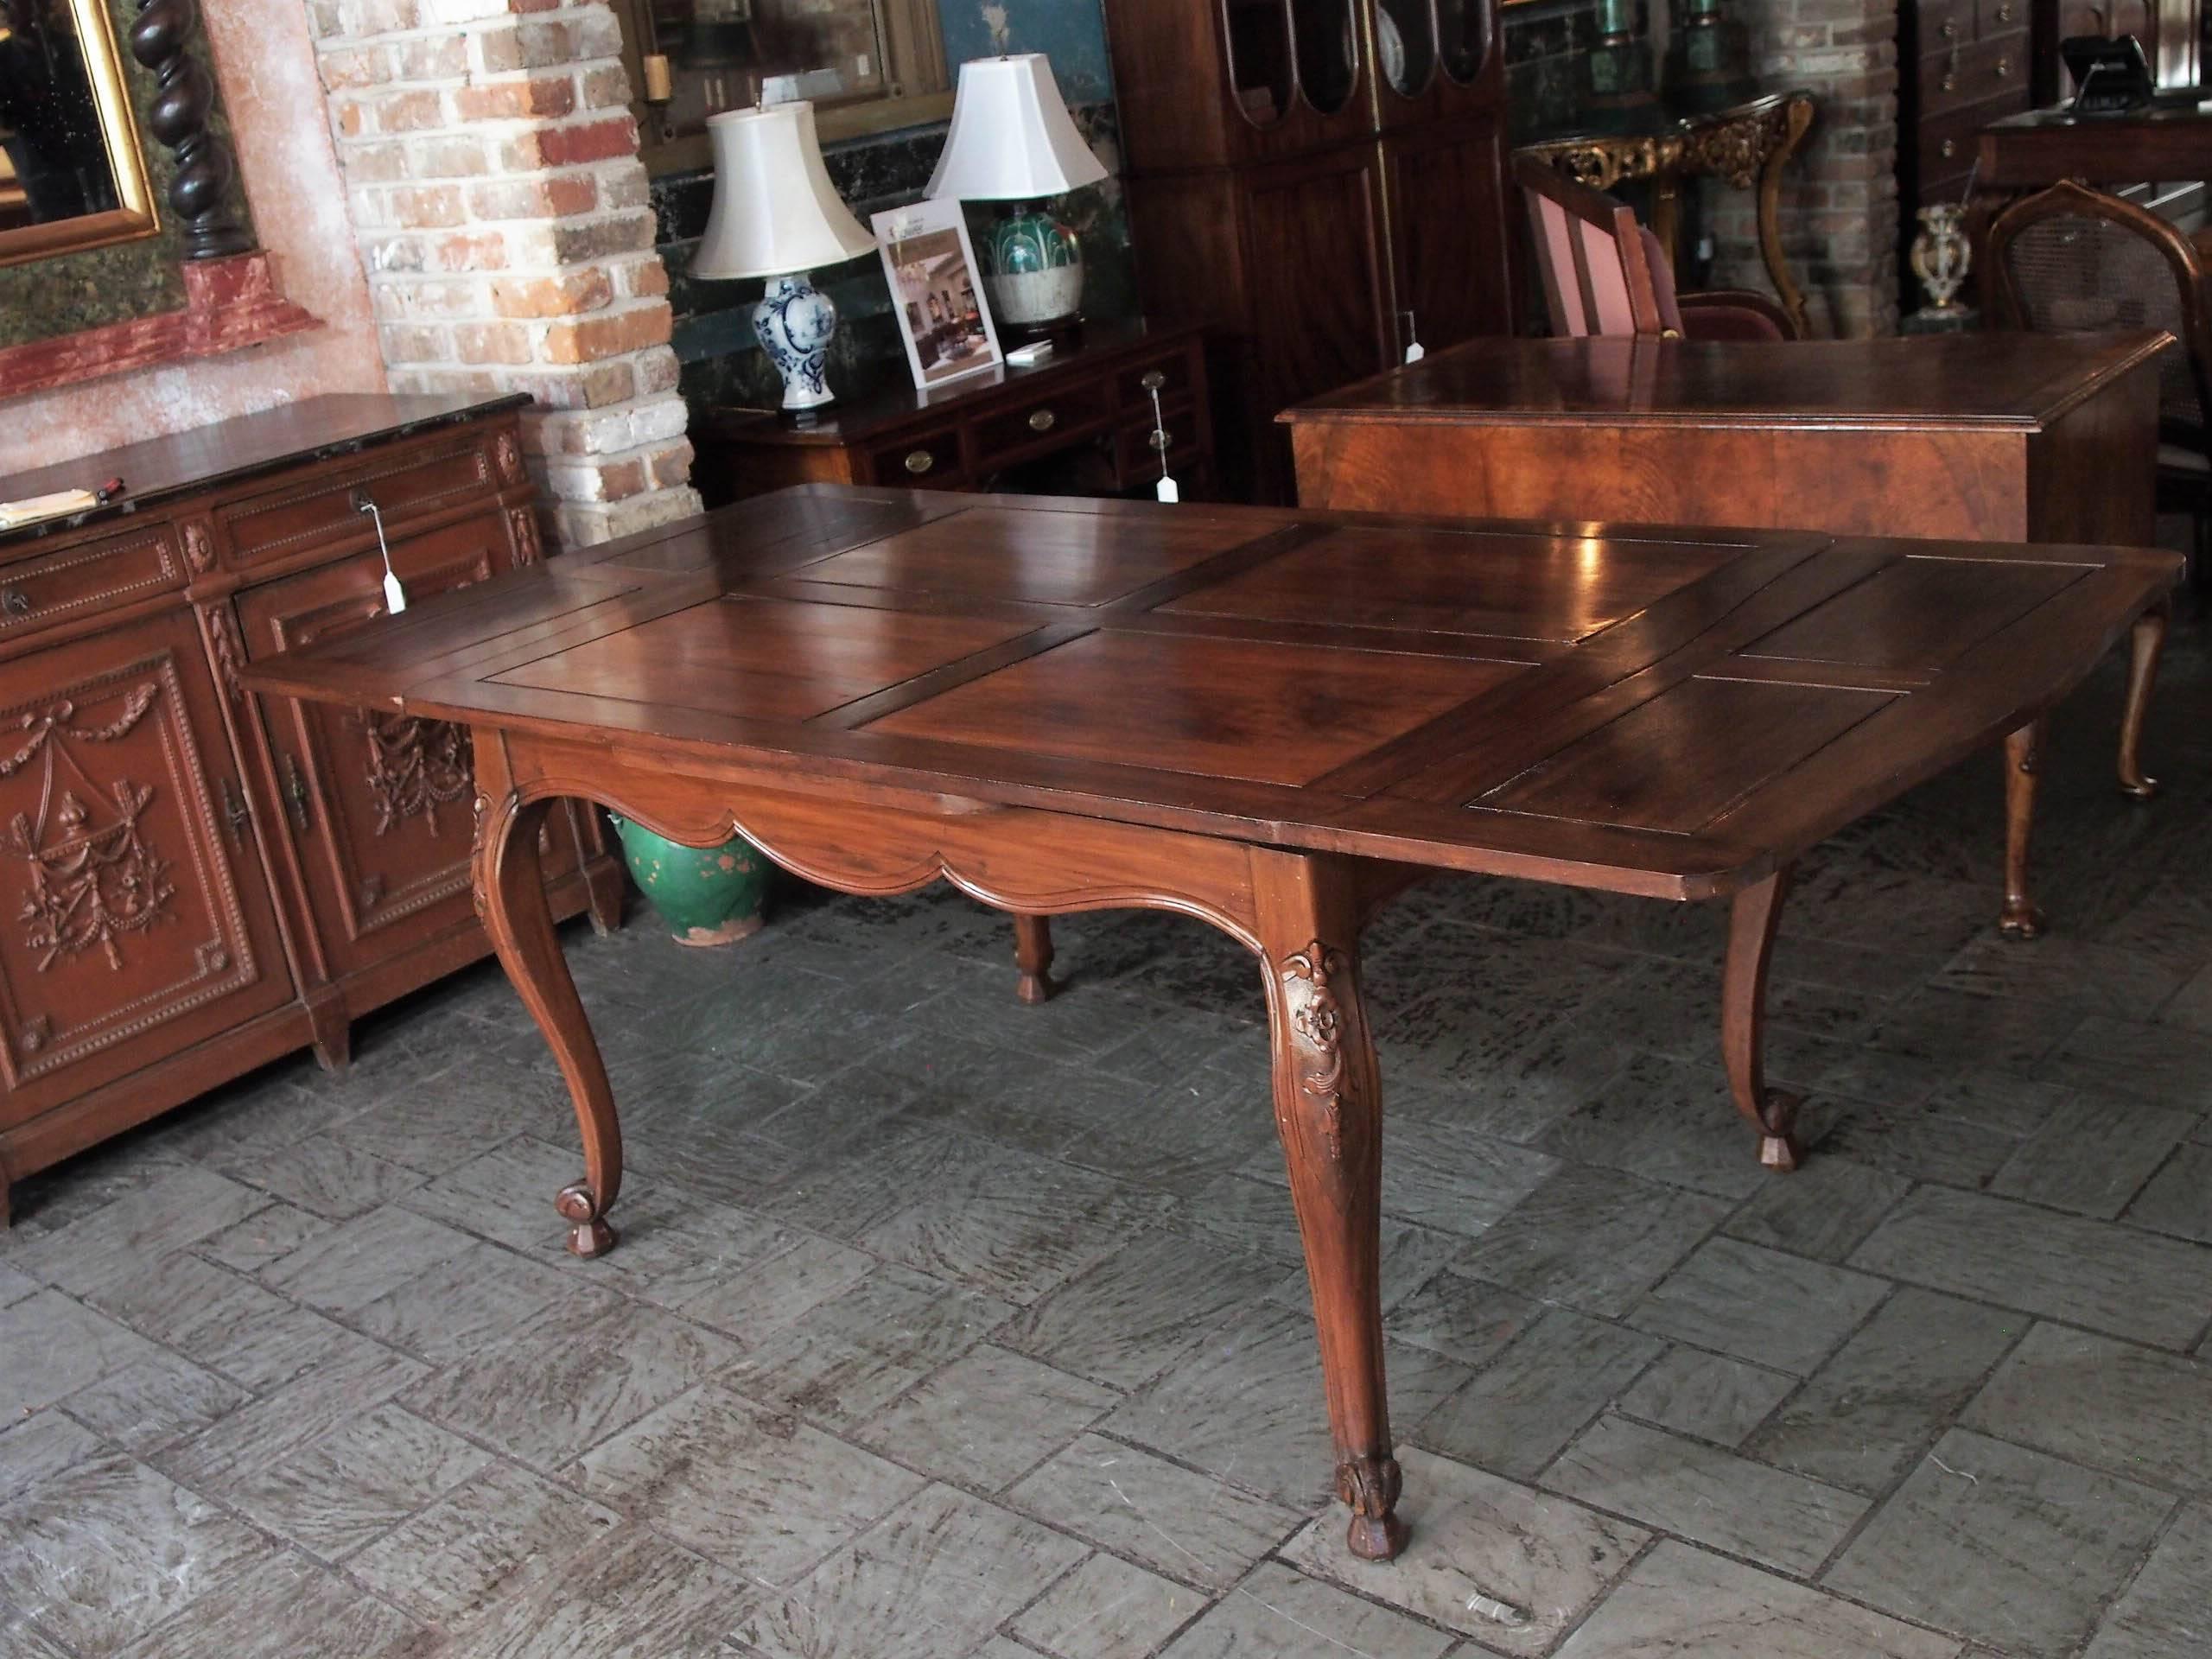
[1375,0,1439,97]
[1436,0,1490,82]
[1225,0,1297,124]
[1290,0,1359,113]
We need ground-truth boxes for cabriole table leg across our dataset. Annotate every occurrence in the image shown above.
[2117,599,2168,801]
[1722,864,1802,1172]
[1255,850,1407,1561]
[472,739,624,1257]
[1999,717,2046,941]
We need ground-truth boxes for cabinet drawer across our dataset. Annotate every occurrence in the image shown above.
[1116,349,1202,410]
[1921,35,2027,118]
[219,432,500,566]
[974,380,1114,460]
[0,523,186,638]
[869,429,966,489]
[1917,94,2022,190]
[1916,0,1974,48]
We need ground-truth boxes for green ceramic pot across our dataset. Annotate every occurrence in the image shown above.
[607,815,768,948]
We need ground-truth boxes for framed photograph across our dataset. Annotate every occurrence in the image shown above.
[874,200,1001,391]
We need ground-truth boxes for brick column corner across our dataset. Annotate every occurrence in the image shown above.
[1702,0,1902,338]
[309,0,702,547]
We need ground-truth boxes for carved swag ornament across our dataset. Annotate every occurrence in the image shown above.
[357,713,473,836]
[0,686,175,971]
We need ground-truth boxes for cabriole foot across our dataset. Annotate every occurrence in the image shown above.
[1339,1455,1409,1561]
[556,1182,616,1256]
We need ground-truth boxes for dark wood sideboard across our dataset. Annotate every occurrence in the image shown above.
[0,394,623,1222]
[692,321,1213,505]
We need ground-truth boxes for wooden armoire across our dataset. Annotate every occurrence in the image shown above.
[1103,0,1516,501]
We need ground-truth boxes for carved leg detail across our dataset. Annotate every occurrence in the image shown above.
[1256,851,1406,1563]
[1013,913,1057,1005]
[2118,601,2167,802]
[1723,866,1802,1173]
[306,991,352,1077]
[472,746,624,1258]
[2000,718,2046,940]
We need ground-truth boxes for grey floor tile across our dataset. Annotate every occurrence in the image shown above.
[402,1292,738,1469]
[1554,1540,1963,1659]
[1156,1562,1453,1659]
[0,1451,267,1657]
[1618,1347,1796,1448]
[442,1523,754,1658]
[675,1233,878,1341]
[60,1351,251,1459]
[1547,1414,1869,1576]
[347,1459,622,1626]
[1287,1446,1646,1655]
[1415,1307,1662,1480]
[192,1203,334,1273]
[2040,1015,2212,1109]
[220,1402,490,1560]
[1963,1322,2212,1495]
[1989,1091,2195,1218]
[1239,1116,1560,1239]
[2123,1141,2212,1243]
[1007,1551,1204,1659]
[1826,1428,2175,1659]
[0,1604,69,1659]
[0,1291,160,1417]
[1271,1221,1469,1321]
[1001,1232,1288,1392]
[1751,1288,2023,1496]
[0,1412,105,1506]
[1383,1269,1545,1370]
[732,1484,1087,1659]
[2083,1502,2212,1659]
[7,1166,268,1298]
[1102,1305,1470,1509]
[1848,1186,2212,1349]
[156,1338,429,1492]
[0,1261,36,1307]
[1630,1237,1890,1375]
[1723,1155,1912,1263]
[580,1379,925,1586]
[403,1135,607,1253]
[1455,1164,1732,1318]
[729,1263,1013,1432]
[1536,1054,1778,1198]
[117,1545,426,1659]
[855,1346,1116,1492]
[232,1135,426,1220]
[1006,1433,1303,1592]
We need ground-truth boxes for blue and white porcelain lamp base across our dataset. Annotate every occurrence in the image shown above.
[753,271,841,413]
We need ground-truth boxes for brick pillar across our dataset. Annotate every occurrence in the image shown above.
[309,0,702,546]
[1703,0,1901,337]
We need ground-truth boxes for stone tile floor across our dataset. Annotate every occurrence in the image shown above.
[4,620,2212,1659]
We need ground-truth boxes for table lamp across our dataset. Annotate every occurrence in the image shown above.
[691,100,877,413]
[925,54,1109,336]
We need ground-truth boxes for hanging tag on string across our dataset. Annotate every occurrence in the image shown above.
[1402,308,1425,365]
[1148,385,1179,503]
[355,494,409,613]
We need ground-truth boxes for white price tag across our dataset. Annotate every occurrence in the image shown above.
[1404,340,1426,364]
[382,569,409,614]
[1155,476,1180,504]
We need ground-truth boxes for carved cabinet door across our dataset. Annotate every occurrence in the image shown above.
[0,607,293,1129]
[234,512,580,981]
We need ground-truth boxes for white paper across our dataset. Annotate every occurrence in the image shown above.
[382,569,409,614]
[1155,477,1179,504]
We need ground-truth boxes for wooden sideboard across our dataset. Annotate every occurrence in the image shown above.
[691,321,1214,506]
[0,394,623,1222]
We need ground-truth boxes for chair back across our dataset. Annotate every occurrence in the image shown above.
[1987,179,2211,435]
[1513,154,1672,339]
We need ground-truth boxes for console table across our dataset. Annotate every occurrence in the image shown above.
[0,396,624,1223]
[693,320,1212,505]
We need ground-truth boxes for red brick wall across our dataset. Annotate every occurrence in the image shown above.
[1702,0,1901,337]
[308,0,700,545]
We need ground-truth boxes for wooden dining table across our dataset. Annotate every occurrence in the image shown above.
[245,485,2179,1562]
[1283,329,2179,937]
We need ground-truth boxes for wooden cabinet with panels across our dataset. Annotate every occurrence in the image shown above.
[0,396,624,1222]
[1105,0,1515,503]
[1901,0,2032,299]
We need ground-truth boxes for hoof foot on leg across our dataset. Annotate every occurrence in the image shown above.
[1758,1091,1803,1173]
[1015,970,1055,1006]
[556,1182,616,1257]
[2120,772,2161,803]
[1338,1455,1408,1562]
[1998,899,2044,941]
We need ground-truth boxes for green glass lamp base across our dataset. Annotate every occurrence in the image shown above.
[984,202,1086,331]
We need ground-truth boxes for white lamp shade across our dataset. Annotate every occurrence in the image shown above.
[925,54,1109,202]
[691,101,876,280]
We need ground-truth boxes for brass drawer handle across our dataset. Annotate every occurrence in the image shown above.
[0,586,30,618]
[1028,409,1058,433]
[1995,2,2012,19]
[1940,18,1957,36]
[1995,55,2011,76]
[277,752,312,831]
[1139,369,1168,391]
[1942,137,1957,157]
[1148,429,1173,453]
[904,449,935,476]
[220,776,250,843]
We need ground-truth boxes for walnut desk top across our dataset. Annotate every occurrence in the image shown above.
[244,485,2179,1569]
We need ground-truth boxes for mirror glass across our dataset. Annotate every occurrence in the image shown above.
[0,0,156,266]
[1290,0,1357,114]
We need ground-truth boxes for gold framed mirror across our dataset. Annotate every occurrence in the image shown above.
[0,0,158,268]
